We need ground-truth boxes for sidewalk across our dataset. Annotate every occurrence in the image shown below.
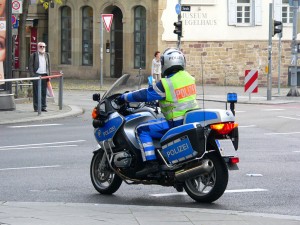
[1,82,300,224]
[0,98,83,125]
[0,201,299,225]
[1,85,300,125]
[196,85,300,105]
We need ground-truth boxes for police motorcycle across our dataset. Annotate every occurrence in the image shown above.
[90,73,239,203]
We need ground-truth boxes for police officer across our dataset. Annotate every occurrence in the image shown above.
[120,48,198,176]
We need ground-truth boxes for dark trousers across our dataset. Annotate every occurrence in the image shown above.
[32,74,48,110]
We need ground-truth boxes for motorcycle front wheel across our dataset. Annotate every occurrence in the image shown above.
[90,149,122,194]
[184,152,228,203]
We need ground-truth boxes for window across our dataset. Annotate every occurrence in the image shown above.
[282,0,293,24]
[273,0,293,24]
[61,6,71,64]
[134,6,146,69]
[237,0,251,24]
[82,6,93,65]
[228,0,261,26]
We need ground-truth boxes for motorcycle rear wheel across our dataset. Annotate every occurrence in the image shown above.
[90,149,122,195]
[184,152,228,203]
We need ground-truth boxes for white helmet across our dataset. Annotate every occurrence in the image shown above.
[161,48,186,76]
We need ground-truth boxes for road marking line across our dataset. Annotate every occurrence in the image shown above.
[265,131,300,135]
[149,188,268,197]
[8,124,62,128]
[0,140,86,149]
[0,165,61,171]
[0,145,78,151]
[225,188,268,193]
[293,151,300,153]
[235,111,246,113]
[239,125,256,128]
[277,116,300,121]
[246,174,263,177]
[261,109,285,111]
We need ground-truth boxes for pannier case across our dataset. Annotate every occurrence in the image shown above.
[160,123,205,164]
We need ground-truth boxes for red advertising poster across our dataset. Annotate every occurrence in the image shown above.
[14,35,19,69]
[30,27,37,54]
[0,0,6,83]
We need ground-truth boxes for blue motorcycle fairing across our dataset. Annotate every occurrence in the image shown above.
[94,112,124,142]
[184,111,218,124]
[160,123,198,143]
[184,109,235,125]
[124,114,142,121]
[123,111,157,149]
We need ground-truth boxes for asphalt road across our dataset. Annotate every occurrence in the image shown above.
[0,91,300,216]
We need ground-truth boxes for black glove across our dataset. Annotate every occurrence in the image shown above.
[115,96,126,105]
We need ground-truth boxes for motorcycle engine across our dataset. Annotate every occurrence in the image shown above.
[113,151,132,168]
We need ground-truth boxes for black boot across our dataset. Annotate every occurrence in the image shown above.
[136,161,159,177]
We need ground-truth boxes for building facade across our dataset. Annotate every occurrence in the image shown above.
[43,0,298,86]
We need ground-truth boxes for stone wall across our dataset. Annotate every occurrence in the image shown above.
[163,40,293,87]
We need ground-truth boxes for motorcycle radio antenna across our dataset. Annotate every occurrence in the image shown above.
[200,53,206,127]
[200,52,208,152]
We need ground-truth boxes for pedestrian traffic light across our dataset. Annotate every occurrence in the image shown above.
[173,21,182,37]
[273,20,282,37]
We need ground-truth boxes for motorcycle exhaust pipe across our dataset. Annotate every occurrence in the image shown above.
[175,159,214,182]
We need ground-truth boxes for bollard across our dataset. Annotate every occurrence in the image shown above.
[59,75,63,110]
[38,77,42,115]
[15,82,19,98]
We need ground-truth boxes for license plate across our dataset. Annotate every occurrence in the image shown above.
[215,139,237,157]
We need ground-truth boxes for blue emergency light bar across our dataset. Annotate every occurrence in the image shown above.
[227,93,237,103]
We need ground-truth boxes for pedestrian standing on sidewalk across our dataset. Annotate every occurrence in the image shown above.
[29,42,51,112]
[151,51,161,83]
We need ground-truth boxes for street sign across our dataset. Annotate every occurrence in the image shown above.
[175,3,181,15]
[102,14,113,32]
[12,15,16,25]
[244,70,258,93]
[13,20,19,29]
[181,6,191,12]
[12,0,22,14]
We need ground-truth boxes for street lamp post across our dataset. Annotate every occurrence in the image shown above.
[287,0,300,96]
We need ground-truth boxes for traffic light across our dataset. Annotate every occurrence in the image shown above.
[273,20,282,37]
[50,0,55,8]
[173,21,182,37]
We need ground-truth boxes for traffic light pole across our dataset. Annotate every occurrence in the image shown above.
[287,0,300,96]
[267,3,272,101]
[278,33,282,94]
[177,0,181,49]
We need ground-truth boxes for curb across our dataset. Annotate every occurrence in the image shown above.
[0,105,84,125]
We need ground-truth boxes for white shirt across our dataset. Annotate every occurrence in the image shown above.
[36,53,47,74]
[151,58,161,76]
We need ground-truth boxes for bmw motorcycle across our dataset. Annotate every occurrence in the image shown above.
[90,74,239,203]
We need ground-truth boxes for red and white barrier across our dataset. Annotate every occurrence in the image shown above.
[244,70,258,93]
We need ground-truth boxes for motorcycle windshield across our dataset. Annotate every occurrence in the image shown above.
[102,74,145,100]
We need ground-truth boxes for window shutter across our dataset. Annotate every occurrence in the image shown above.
[254,0,262,25]
[274,0,282,21]
[228,0,237,25]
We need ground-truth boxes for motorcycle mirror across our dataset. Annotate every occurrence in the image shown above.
[93,93,101,102]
